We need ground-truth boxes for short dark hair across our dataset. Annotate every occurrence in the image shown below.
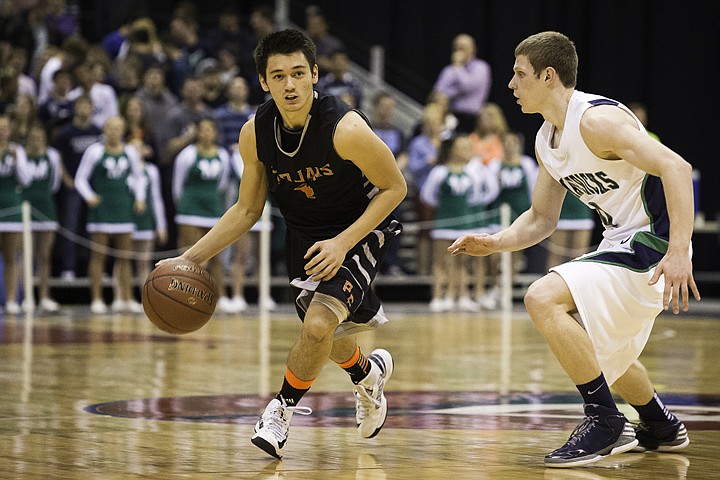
[253,28,316,79]
[515,31,578,88]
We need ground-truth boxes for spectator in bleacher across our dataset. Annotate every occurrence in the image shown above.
[315,48,362,109]
[196,58,227,109]
[23,123,62,312]
[410,90,458,140]
[161,76,211,166]
[118,18,166,73]
[45,0,80,40]
[201,6,254,63]
[122,95,157,167]
[468,101,507,165]
[248,4,276,44]
[37,34,87,105]
[371,91,407,164]
[9,93,38,145]
[0,115,31,314]
[38,68,74,136]
[432,33,491,133]
[246,4,276,104]
[112,56,142,113]
[52,94,102,280]
[172,118,232,312]
[134,64,178,149]
[407,103,444,194]
[9,47,38,100]
[406,103,445,274]
[213,76,255,151]
[305,5,344,75]
[74,116,146,314]
[216,47,242,87]
[165,9,210,96]
[68,61,119,129]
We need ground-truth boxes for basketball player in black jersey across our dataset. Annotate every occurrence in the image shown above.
[161,29,407,459]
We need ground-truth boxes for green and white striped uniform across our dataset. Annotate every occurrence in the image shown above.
[75,142,145,234]
[173,144,230,228]
[0,144,31,232]
[22,147,62,231]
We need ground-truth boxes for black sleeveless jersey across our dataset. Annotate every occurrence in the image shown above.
[255,92,390,242]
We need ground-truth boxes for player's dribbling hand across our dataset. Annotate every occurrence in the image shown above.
[649,248,701,313]
[448,233,497,257]
[303,239,347,281]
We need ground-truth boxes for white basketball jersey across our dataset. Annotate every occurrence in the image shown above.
[536,90,669,245]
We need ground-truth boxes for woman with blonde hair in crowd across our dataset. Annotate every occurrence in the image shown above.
[469,102,508,165]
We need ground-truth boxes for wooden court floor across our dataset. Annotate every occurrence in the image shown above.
[0,302,718,479]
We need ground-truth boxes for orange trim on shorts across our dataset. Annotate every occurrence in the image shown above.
[285,368,315,390]
[337,345,361,369]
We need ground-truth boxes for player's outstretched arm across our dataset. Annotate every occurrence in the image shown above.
[450,161,564,257]
[159,120,268,268]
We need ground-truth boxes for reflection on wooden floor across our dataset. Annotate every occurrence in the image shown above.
[0,303,718,479]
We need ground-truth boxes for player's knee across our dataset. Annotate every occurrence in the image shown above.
[523,278,560,323]
[301,315,336,344]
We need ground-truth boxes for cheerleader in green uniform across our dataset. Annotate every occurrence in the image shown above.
[0,116,31,314]
[23,124,63,312]
[421,134,498,312]
[173,118,231,309]
[75,116,146,314]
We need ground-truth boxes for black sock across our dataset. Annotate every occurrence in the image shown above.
[577,373,616,410]
[337,345,371,384]
[631,391,676,422]
[277,369,312,406]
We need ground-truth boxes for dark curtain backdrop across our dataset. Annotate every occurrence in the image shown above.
[288,0,720,223]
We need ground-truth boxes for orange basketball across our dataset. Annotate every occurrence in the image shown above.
[142,259,218,334]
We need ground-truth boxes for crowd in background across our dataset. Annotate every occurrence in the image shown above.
[0,0,605,314]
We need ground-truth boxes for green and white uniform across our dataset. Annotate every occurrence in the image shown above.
[0,144,31,232]
[421,161,499,240]
[75,142,145,234]
[173,144,230,228]
[131,162,166,241]
[22,147,62,231]
[487,155,538,230]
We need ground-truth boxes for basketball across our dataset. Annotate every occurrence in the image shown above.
[142,259,218,334]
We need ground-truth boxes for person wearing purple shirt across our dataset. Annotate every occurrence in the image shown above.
[433,34,491,133]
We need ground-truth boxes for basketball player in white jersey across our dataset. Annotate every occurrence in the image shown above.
[449,31,700,468]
